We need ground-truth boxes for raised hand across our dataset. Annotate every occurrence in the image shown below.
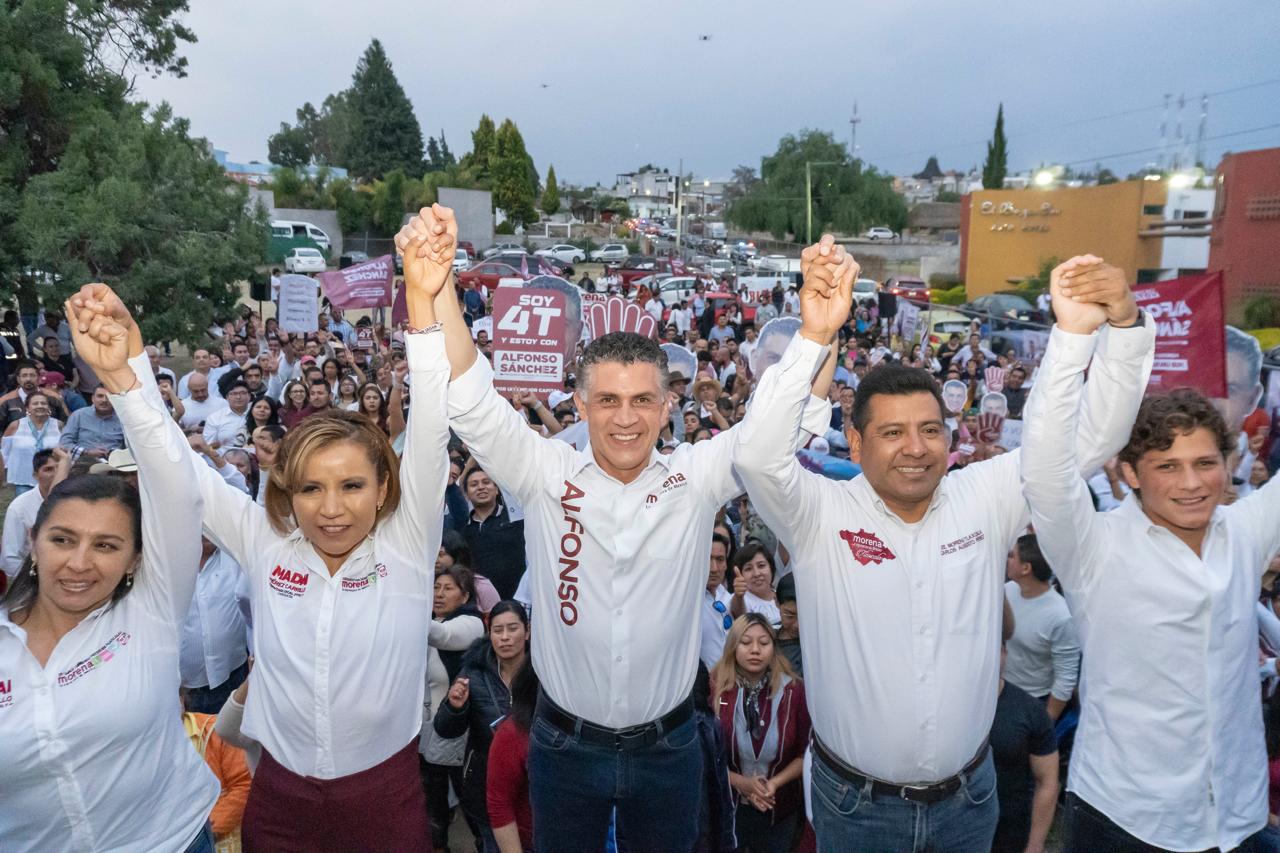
[401,204,458,300]
[799,234,858,344]
[1058,258,1139,327]
[447,676,470,709]
[65,298,134,393]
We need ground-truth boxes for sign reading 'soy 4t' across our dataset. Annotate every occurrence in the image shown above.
[492,286,569,394]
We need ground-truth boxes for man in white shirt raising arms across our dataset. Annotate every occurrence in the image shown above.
[397,205,835,853]
[1021,258,1280,852]
[733,238,1154,852]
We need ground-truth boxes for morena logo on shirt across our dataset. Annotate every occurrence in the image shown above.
[644,472,688,506]
[56,631,131,687]
[341,562,389,592]
[839,529,897,566]
[0,678,12,709]
[269,565,309,598]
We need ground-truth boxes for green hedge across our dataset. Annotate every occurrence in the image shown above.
[932,285,968,306]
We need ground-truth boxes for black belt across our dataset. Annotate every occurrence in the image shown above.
[811,736,989,805]
[537,693,694,751]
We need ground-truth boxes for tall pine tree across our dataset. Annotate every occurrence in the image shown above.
[492,119,538,226]
[982,104,1008,190]
[542,165,560,216]
[343,39,424,181]
[464,115,497,184]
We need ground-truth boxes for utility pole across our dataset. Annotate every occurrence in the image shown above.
[849,101,861,159]
[675,157,683,259]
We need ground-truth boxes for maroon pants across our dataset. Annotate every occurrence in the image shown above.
[242,740,428,852]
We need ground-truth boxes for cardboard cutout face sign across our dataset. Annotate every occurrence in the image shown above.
[942,380,968,416]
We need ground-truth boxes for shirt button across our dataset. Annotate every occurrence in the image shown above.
[918,673,927,682]
[616,609,623,616]
[919,625,929,635]
[615,656,623,663]
[915,580,923,589]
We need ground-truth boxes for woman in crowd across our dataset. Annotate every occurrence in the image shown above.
[321,357,342,396]
[712,614,810,853]
[437,528,500,614]
[2,390,62,494]
[729,541,781,627]
[336,374,360,410]
[246,395,281,432]
[223,448,259,499]
[435,600,531,852]
[487,658,540,853]
[278,380,311,429]
[0,300,220,851]
[355,381,390,435]
[68,229,453,850]
[422,563,486,852]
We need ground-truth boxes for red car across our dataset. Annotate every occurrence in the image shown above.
[885,276,931,303]
[457,241,476,259]
[704,292,755,325]
[457,261,529,291]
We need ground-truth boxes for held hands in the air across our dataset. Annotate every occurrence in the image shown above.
[395,203,458,300]
[1050,255,1140,335]
[65,294,136,394]
[799,234,858,344]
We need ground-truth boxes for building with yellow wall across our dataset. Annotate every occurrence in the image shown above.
[959,180,1211,297]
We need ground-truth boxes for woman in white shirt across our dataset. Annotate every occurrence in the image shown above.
[2,391,62,493]
[0,301,219,852]
[729,541,782,627]
[68,225,454,850]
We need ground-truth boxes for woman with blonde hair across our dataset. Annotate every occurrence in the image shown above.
[63,217,457,852]
[711,613,811,853]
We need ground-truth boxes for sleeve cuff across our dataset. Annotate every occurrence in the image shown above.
[447,350,495,420]
[406,330,448,374]
[1096,311,1156,363]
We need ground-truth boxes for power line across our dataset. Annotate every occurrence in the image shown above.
[1053,122,1280,168]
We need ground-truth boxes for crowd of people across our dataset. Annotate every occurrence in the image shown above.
[0,203,1278,853]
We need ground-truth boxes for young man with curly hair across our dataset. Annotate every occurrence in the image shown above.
[1022,259,1280,852]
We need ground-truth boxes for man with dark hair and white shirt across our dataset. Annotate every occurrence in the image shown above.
[1022,259,1280,852]
[733,240,1154,851]
[1,447,71,578]
[397,205,835,853]
[1003,533,1079,721]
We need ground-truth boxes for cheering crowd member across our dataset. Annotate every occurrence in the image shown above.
[397,204,834,853]
[1022,261,1280,851]
[1002,533,1079,722]
[66,227,451,849]
[733,239,1155,851]
[0,298,220,851]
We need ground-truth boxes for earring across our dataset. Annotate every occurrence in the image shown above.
[124,574,134,588]
[29,563,37,578]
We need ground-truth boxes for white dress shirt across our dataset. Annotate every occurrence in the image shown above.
[179,550,249,689]
[733,325,1153,784]
[202,403,249,451]
[0,355,218,852]
[1021,322,1275,851]
[178,395,226,430]
[140,332,449,779]
[178,370,223,400]
[447,351,830,728]
[1,485,44,578]
[700,586,732,670]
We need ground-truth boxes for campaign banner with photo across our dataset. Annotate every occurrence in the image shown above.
[491,286,569,394]
[354,327,376,350]
[471,316,493,341]
[278,274,320,333]
[317,255,394,309]
[1133,272,1226,397]
[896,302,922,343]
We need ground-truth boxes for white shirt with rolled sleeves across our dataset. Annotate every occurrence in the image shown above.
[143,331,450,779]
[733,326,1154,785]
[1,485,43,578]
[179,549,249,689]
[446,351,830,728]
[0,353,218,853]
[1021,322,1276,851]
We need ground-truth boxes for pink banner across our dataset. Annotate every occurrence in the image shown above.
[317,255,394,309]
[1132,272,1227,397]
[491,287,570,395]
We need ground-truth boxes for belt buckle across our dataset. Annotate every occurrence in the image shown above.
[612,723,650,750]
[898,784,932,803]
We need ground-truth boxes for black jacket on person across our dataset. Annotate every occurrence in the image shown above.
[462,504,527,599]
[436,602,485,684]
[433,639,515,827]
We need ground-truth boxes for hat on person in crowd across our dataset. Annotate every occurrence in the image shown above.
[808,436,831,456]
[39,370,65,387]
[668,369,690,388]
[300,355,317,365]
[90,448,137,475]
[548,390,573,410]
[692,376,722,399]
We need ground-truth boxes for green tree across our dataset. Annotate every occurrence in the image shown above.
[463,114,498,185]
[267,122,312,167]
[726,130,907,241]
[343,39,424,181]
[491,119,537,226]
[370,169,411,235]
[542,165,560,216]
[18,103,266,345]
[1022,256,1061,293]
[934,190,962,203]
[426,129,456,172]
[982,104,1008,190]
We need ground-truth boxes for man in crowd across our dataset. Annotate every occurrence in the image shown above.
[0,360,44,428]
[1021,259,1279,851]
[1004,533,1079,721]
[732,238,1153,850]
[1,447,71,578]
[700,532,732,670]
[990,642,1059,853]
[178,373,224,430]
[954,331,997,368]
[1002,365,1030,419]
[180,539,249,714]
[178,348,218,399]
[708,312,735,346]
[202,381,250,452]
[58,385,125,459]
[396,203,834,853]
[775,573,803,676]
[457,466,526,600]
[35,336,79,392]
[306,379,333,415]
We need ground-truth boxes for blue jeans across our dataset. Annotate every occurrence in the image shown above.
[810,748,998,853]
[183,822,215,853]
[528,712,703,853]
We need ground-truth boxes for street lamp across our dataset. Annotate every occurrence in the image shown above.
[1033,169,1055,187]
[806,160,843,244]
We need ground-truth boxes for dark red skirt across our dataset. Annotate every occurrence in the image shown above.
[242,740,428,852]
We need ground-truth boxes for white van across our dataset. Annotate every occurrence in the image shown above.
[271,220,331,251]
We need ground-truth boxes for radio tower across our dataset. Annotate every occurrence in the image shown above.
[849,102,861,159]
[1159,94,1171,171]
[1194,94,1209,168]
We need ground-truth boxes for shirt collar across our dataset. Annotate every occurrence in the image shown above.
[1115,491,1227,535]
[571,442,672,477]
[853,473,950,523]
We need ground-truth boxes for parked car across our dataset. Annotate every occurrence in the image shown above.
[453,248,471,272]
[483,242,525,258]
[755,254,789,272]
[490,253,559,277]
[590,243,629,263]
[853,277,880,297]
[961,293,1043,324]
[535,244,586,264]
[863,227,896,241]
[272,220,332,251]
[885,276,930,302]
[338,251,369,269]
[284,247,326,274]
[656,276,701,307]
[457,241,477,259]
[457,261,529,291]
[922,308,976,346]
[705,259,735,278]
[730,241,758,262]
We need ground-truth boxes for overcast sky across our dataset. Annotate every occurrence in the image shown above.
[135,0,1280,186]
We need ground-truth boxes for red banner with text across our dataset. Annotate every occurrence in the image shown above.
[317,255,394,309]
[1133,271,1226,397]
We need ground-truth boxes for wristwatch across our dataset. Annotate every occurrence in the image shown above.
[1108,310,1145,329]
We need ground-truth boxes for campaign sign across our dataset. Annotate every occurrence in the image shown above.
[491,287,569,394]
[317,255,394,309]
[1133,272,1226,397]
[354,327,375,350]
[278,275,319,333]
